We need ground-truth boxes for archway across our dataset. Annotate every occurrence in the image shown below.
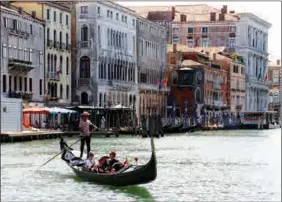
[81,92,89,105]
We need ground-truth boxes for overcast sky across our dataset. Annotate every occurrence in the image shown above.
[118,1,281,62]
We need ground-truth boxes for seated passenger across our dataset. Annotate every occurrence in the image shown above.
[101,151,121,172]
[83,152,97,172]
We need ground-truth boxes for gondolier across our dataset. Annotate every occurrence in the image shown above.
[79,111,98,159]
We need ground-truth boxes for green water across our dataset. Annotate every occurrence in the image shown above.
[1,129,281,201]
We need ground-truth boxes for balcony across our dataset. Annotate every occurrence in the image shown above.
[47,72,60,81]
[139,83,159,92]
[109,79,136,91]
[47,40,53,48]
[79,41,91,49]
[8,91,33,100]
[213,82,221,90]
[78,78,91,86]
[9,28,30,38]
[8,59,34,73]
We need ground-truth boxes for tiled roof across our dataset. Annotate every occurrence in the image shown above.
[128,4,239,22]
[147,11,172,21]
[174,4,238,22]
[181,59,203,66]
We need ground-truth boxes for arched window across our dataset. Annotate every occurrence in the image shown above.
[81,25,88,41]
[66,85,69,100]
[53,30,57,44]
[54,55,57,72]
[66,57,69,75]
[59,56,63,72]
[59,31,62,47]
[66,33,69,49]
[98,25,101,46]
[47,28,50,42]
[51,55,53,72]
[79,56,90,78]
[99,93,102,107]
[172,71,178,85]
[47,54,50,71]
[81,92,88,105]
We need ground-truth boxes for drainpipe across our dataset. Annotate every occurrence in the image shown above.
[43,23,46,106]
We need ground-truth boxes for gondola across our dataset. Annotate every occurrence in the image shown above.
[163,119,183,134]
[59,135,157,187]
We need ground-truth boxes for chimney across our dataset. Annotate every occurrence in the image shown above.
[180,14,186,22]
[31,11,36,18]
[213,53,216,61]
[173,44,177,53]
[219,13,225,21]
[229,10,235,14]
[221,5,227,14]
[277,59,280,65]
[171,6,175,20]
[18,7,23,14]
[210,12,216,21]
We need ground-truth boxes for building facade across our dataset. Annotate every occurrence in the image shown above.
[136,16,168,118]
[11,2,72,106]
[1,6,45,105]
[267,59,281,121]
[75,2,138,111]
[235,13,271,112]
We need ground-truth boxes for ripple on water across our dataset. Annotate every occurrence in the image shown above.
[1,129,281,201]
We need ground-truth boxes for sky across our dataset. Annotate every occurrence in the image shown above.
[118,1,281,62]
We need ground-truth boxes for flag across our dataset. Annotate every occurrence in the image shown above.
[264,73,268,83]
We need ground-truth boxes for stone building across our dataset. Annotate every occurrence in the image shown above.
[235,13,271,112]
[1,5,45,105]
[267,59,281,121]
[11,2,72,106]
[75,2,138,112]
[136,16,169,117]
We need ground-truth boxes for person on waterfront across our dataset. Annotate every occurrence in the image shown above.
[101,151,121,172]
[100,116,106,130]
[79,112,98,159]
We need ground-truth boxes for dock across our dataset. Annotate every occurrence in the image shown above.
[1,129,118,143]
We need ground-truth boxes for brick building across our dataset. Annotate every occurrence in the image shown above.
[167,44,228,125]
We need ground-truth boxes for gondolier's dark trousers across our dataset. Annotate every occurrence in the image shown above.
[80,135,91,158]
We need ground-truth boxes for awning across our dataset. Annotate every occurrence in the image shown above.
[23,107,50,114]
[48,107,77,114]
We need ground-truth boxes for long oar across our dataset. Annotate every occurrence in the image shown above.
[36,136,83,170]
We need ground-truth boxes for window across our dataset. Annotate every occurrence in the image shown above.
[122,15,124,22]
[173,37,179,44]
[54,11,56,22]
[60,84,63,98]
[202,38,209,47]
[19,48,23,60]
[186,38,194,47]
[3,75,6,93]
[19,77,22,91]
[2,45,7,58]
[13,19,18,30]
[47,9,50,20]
[273,70,279,84]
[66,15,69,26]
[81,25,88,41]
[81,6,88,14]
[125,16,127,23]
[30,24,32,34]
[29,49,32,62]
[66,33,69,48]
[13,46,17,59]
[9,76,11,91]
[202,27,208,33]
[97,7,100,14]
[66,85,69,99]
[107,10,110,17]
[66,57,69,75]
[4,17,7,28]
[110,11,113,18]
[24,77,27,91]
[116,13,119,20]
[39,79,42,95]
[233,65,239,73]
[14,76,17,91]
[59,13,62,23]
[188,27,193,33]
[98,26,101,47]
[230,26,236,32]
[29,78,32,92]
[132,19,135,26]
[229,37,236,47]
[47,28,50,42]
[59,31,62,47]
[173,28,179,34]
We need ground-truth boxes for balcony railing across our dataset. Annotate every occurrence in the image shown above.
[47,72,60,81]
[213,82,221,90]
[79,41,91,49]
[8,59,34,73]
[9,28,30,38]
[78,78,91,86]
[8,91,33,100]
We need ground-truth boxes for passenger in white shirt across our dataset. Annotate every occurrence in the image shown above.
[83,152,97,172]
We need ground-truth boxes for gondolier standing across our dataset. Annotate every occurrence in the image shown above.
[79,112,98,158]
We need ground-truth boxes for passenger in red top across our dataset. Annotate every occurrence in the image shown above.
[79,112,98,158]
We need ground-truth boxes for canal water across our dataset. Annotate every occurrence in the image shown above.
[1,129,281,201]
